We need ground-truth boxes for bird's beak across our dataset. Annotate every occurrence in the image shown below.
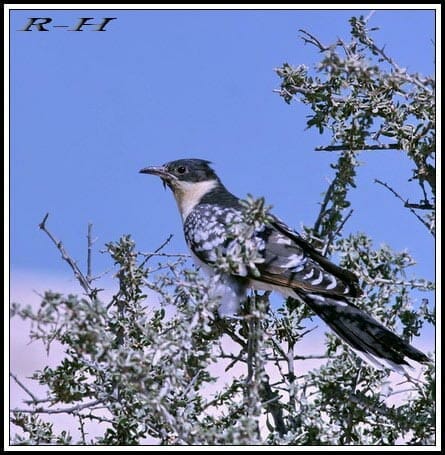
[139,165,170,177]
[139,165,175,189]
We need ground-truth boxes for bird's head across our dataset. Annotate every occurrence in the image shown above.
[140,158,221,220]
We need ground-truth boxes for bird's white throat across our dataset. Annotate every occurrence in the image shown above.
[171,179,219,221]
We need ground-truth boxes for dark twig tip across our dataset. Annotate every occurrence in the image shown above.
[39,213,50,230]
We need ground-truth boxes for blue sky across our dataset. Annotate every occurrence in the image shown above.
[10,8,435,306]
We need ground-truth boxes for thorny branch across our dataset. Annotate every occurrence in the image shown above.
[315,143,401,152]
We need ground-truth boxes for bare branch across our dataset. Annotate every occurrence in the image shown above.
[221,351,247,372]
[364,10,376,23]
[139,233,174,269]
[299,29,331,52]
[10,373,40,404]
[39,213,97,299]
[374,180,434,236]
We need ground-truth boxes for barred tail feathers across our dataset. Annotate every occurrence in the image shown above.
[300,292,430,374]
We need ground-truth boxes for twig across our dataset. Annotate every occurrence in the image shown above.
[77,412,114,424]
[315,143,401,152]
[261,395,280,407]
[364,10,376,23]
[367,277,433,289]
[342,368,361,444]
[140,252,191,259]
[287,340,296,412]
[182,371,202,400]
[358,20,433,95]
[139,234,174,269]
[387,388,416,396]
[259,377,287,436]
[265,354,331,362]
[337,38,354,59]
[24,398,52,405]
[39,213,95,298]
[374,179,434,236]
[299,29,331,52]
[246,317,255,385]
[10,373,39,404]
[86,267,113,283]
[269,336,288,386]
[105,234,177,311]
[404,202,434,210]
[221,324,247,349]
[11,399,102,415]
[418,179,430,209]
[270,338,288,364]
[221,351,247,372]
[299,326,320,342]
[86,223,95,283]
[273,86,345,106]
[76,413,87,445]
[313,180,335,235]
[347,394,393,419]
[322,209,354,256]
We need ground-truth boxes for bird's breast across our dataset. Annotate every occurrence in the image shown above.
[172,180,219,221]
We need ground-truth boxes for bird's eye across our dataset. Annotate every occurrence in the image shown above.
[177,166,187,174]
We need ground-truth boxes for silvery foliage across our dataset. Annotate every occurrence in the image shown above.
[10,215,270,445]
[10,16,435,446]
[9,205,436,446]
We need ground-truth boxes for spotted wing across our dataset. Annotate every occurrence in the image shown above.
[254,217,361,298]
[183,204,241,263]
[184,205,360,298]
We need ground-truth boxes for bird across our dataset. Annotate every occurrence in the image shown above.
[139,158,430,373]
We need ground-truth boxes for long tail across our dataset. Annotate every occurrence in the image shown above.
[299,292,431,374]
